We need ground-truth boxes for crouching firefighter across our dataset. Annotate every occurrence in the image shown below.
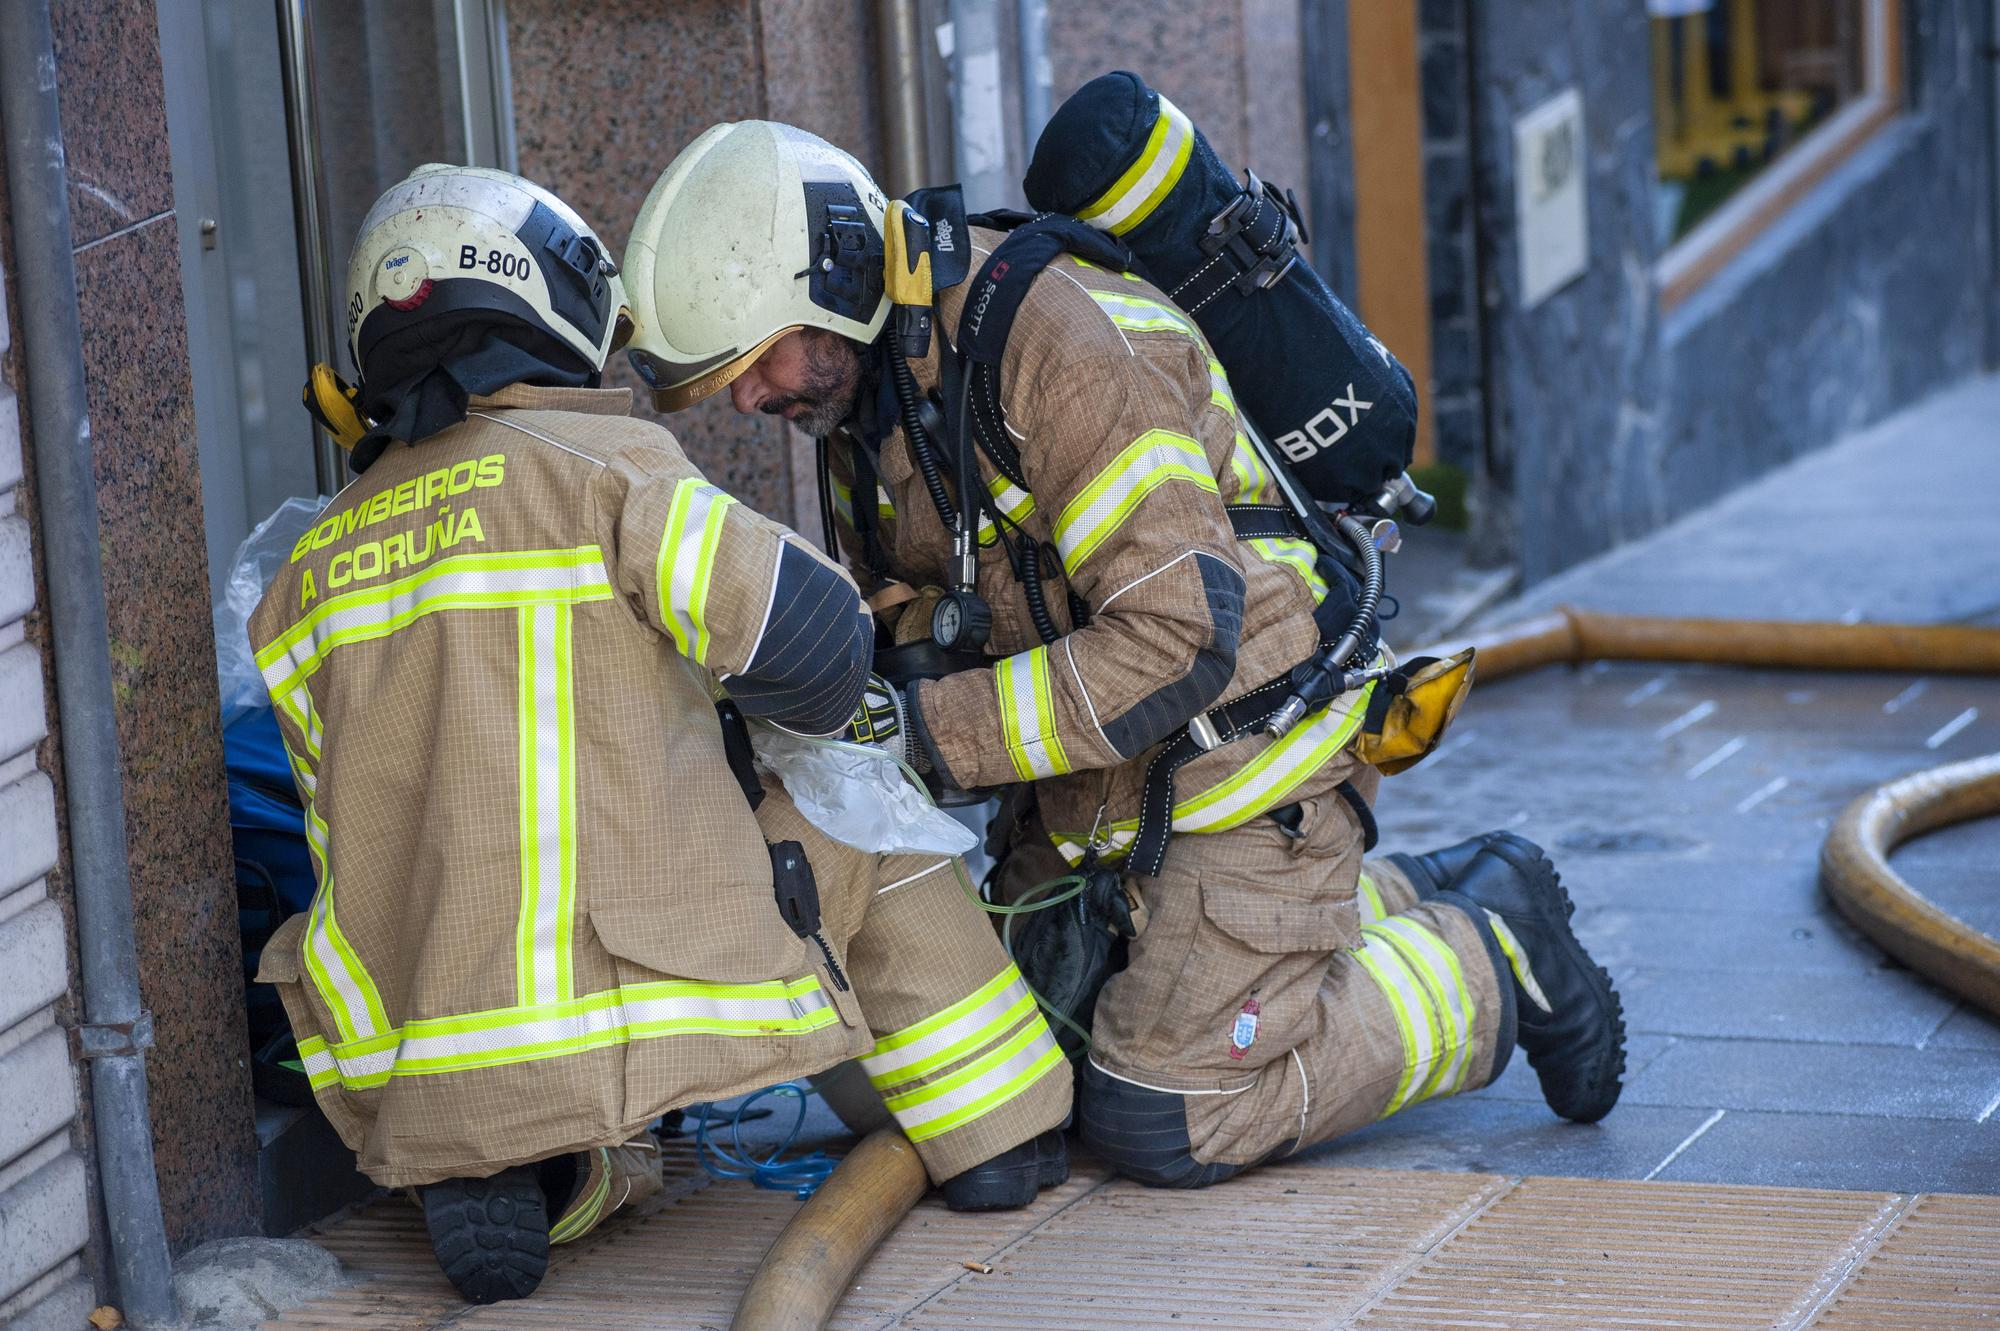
[253,165,1070,1304]
[621,105,1627,1191]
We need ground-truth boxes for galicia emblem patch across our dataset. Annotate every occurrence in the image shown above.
[1229,997,1261,1060]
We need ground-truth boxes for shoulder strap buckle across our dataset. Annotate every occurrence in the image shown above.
[1199,170,1301,295]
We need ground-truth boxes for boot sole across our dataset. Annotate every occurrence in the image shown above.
[1480,835,1627,1125]
[423,1168,551,1303]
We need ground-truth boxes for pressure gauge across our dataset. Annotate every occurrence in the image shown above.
[932,588,992,652]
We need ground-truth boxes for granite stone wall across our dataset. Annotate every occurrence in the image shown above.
[1464,0,1993,582]
[0,0,258,1261]
[507,0,883,529]
[504,0,1312,532]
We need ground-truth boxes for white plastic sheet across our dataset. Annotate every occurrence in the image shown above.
[213,496,324,725]
[751,726,977,857]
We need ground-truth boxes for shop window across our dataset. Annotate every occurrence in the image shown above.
[1651,0,1902,305]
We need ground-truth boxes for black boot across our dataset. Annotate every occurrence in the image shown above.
[1386,830,1506,899]
[421,1165,551,1303]
[939,1129,1070,1211]
[1432,833,1625,1124]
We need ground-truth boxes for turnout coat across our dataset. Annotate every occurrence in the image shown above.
[251,384,879,1187]
[830,228,1376,868]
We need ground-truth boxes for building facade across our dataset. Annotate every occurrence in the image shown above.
[0,1,1993,1324]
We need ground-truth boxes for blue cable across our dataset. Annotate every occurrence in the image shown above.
[692,1083,837,1200]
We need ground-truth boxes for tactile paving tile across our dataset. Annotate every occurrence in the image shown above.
[1807,1193,2000,1329]
[267,1148,2000,1330]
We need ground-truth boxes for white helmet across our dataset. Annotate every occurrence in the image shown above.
[344,164,628,383]
[623,122,890,411]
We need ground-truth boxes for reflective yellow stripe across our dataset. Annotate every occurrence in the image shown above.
[990,473,1036,524]
[1052,429,1216,572]
[550,1150,611,1244]
[1229,436,1274,506]
[829,475,896,529]
[256,547,612,703]
[1207,358,1240,419]
[996,648,1071,780]
[1069,254,1145,282]
[1090,290,1201,341]
[1250,536,1329,604]
[1354,929,1436,1116]
[978,473,1037,547]
[1372,916,1476,1099]
[866,965,1020,1060]
[1047,677,1381,865]
[882,1019,1065,1142]
[298,800,390,1045]
[657,480,737,665]
[305,975,835,1091]
[516,603,578,1007]
[1358,873,1388,925]
[862,966,1041,1090]
[1367,923,1449,1105]
[298,1036,339,1091]
[1485,911,1552,1012]
[873,992,1039,1090]
[1077,93,1195,236]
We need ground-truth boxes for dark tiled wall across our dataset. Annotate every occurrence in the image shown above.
[1653,0,1992,514]
[0,0,258,1255]
[1416,0,1484,478]
[1467,0,1992,582]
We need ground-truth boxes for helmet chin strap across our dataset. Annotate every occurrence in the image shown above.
[349,317,597,472]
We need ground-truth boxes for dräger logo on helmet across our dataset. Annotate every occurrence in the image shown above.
[934,218,956,252]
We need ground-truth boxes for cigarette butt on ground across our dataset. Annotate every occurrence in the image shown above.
[961,1260,994,1275]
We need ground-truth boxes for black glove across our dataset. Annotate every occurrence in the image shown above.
[841,673,909,765]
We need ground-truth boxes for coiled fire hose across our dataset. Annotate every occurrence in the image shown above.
[731,605,2000,1331]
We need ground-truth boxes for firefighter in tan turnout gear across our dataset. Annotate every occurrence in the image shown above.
[624,120,1625,1189]
[251,165,1069,1305]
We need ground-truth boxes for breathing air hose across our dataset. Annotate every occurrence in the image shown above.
[1267,510,1385,737]
[886,344,958,529]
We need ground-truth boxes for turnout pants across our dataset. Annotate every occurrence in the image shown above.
[1001,760,1510,1185]
[758,795,1072,1185]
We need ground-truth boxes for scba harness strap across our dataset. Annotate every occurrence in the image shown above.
[897,210,1378,876]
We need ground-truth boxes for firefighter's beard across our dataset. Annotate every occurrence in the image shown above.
[760,329,864,438]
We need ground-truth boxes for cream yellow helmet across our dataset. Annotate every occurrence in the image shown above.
[345,164,627,381]
[623,122,890,411]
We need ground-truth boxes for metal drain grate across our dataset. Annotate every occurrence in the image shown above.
[268,1149,2000,1330]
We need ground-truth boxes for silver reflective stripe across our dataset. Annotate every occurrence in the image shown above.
[884,1023,1065,1141]
[1373,915,1475,1095]
[517,603,577,1007]
[861,972,1035,1085]
[258,549,612,698]
[395,987,833,1064]
[1079,94,1194,235]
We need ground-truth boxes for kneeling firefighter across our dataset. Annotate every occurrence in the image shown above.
[622,80,1623,1191]
[254,165,1070,1304]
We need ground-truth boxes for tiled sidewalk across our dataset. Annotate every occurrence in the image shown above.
[1312,374,2000,1193]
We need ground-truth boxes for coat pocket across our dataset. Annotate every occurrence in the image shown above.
[1198,870,1358,956]
[588,880,811,985]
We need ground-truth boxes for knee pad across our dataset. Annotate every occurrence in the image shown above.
[1077,1061,1246,1190]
